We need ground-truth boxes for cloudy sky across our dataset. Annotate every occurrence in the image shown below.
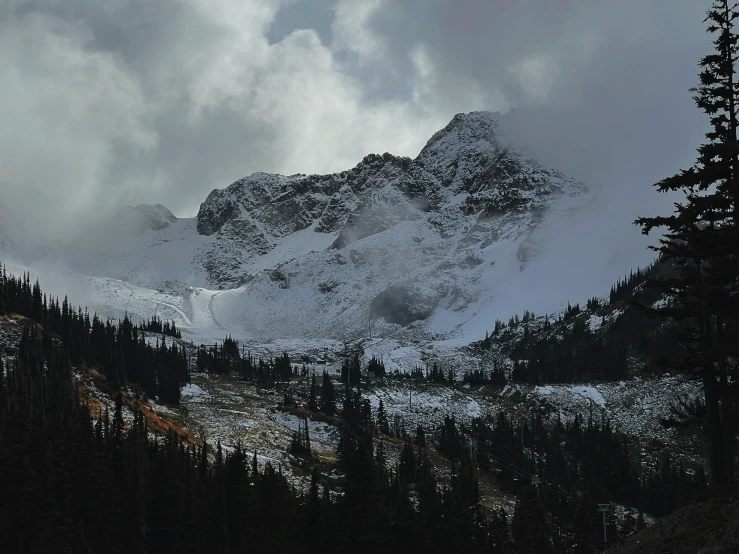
[1,0,711,235]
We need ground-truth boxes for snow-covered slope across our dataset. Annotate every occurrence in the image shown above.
[194,112,589,288]
[186,111,593,342]
[3,111,616,348]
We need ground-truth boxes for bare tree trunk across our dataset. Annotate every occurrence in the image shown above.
[717,315,734,479]
[701,314,727,484]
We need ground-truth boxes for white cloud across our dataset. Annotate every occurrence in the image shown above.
[331,0,387,62]
[141,0,475,181]
[0,0,711,237]
[512,55,559,104]
[0,11,156,240]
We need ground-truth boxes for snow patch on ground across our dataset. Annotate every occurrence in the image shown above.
[567,385,606,407]
[525,374,703,452]
[271,411,339,451]
[362,338,426,372]
[364,382,490,432]
[588,314,602,331]
[181,383,207,400]
[533,384,604,407]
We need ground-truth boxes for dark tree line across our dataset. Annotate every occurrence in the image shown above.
[435,408,707,550]
[335,387,705,551]
[471,260,694,384]
[140,314,182,339]
[0,312,511,553]
[510,324,630,383]
[367,355,387,378]
[338,353,386,385]
[463,361,507,386]
[478,410,702,517]
[402,361,456,383]
[196,340,295,384]
[0,325,308,553]
[331,382,502,553]
[304,374,704,551]
[340,354,362,386]
[280,369,339,418]
[0,267,188,403]
[609,266,651,305]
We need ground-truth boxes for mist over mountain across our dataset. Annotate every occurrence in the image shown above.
[0,110,652,347]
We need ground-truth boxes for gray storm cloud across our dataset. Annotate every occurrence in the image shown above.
[0,0,711,255]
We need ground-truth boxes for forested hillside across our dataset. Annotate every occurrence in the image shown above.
[0,260,714,553]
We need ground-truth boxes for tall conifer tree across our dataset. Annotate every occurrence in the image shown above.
[320,371,336,415]
[636,0,739,485]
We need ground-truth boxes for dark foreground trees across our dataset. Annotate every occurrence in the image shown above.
[0,323,504,553]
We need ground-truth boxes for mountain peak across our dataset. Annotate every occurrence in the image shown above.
[421,111,504,150]
[132,204,177,230]
[191,111,589,295]
[414,111,523,192]
[444,110,503,131]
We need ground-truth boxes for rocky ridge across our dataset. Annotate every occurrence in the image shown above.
[194,111,588,288]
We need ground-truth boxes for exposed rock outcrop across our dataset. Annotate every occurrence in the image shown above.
[194,111,588,288]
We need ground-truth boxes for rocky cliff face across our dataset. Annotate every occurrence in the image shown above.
[132,204,177,231]
[194,111,587,289]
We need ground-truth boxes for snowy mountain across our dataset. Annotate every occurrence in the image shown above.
[3,111,610,348]
[194,112,588,288]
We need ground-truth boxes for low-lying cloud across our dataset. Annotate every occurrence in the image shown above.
[0,0,711,263]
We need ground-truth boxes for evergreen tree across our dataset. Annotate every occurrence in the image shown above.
[398,443,417,485]
[289,419,312,459]
[512,486,552,554]
[415,425,426,447]
[635,0,739,485]
[308,373,318,412]
[376,399,390,435]
[0,262,713,553]
[320,371,336,416]
[572,499,598,553]
[367,355,386,378]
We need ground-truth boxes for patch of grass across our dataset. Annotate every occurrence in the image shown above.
[78,384,106,419]
[312,452,338,465]
[0,313,25,322]
[286,406,312,418]
[214,400,243,410]
[124,395,200,446]
[89,368,106,383]
[156,410,184,426]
